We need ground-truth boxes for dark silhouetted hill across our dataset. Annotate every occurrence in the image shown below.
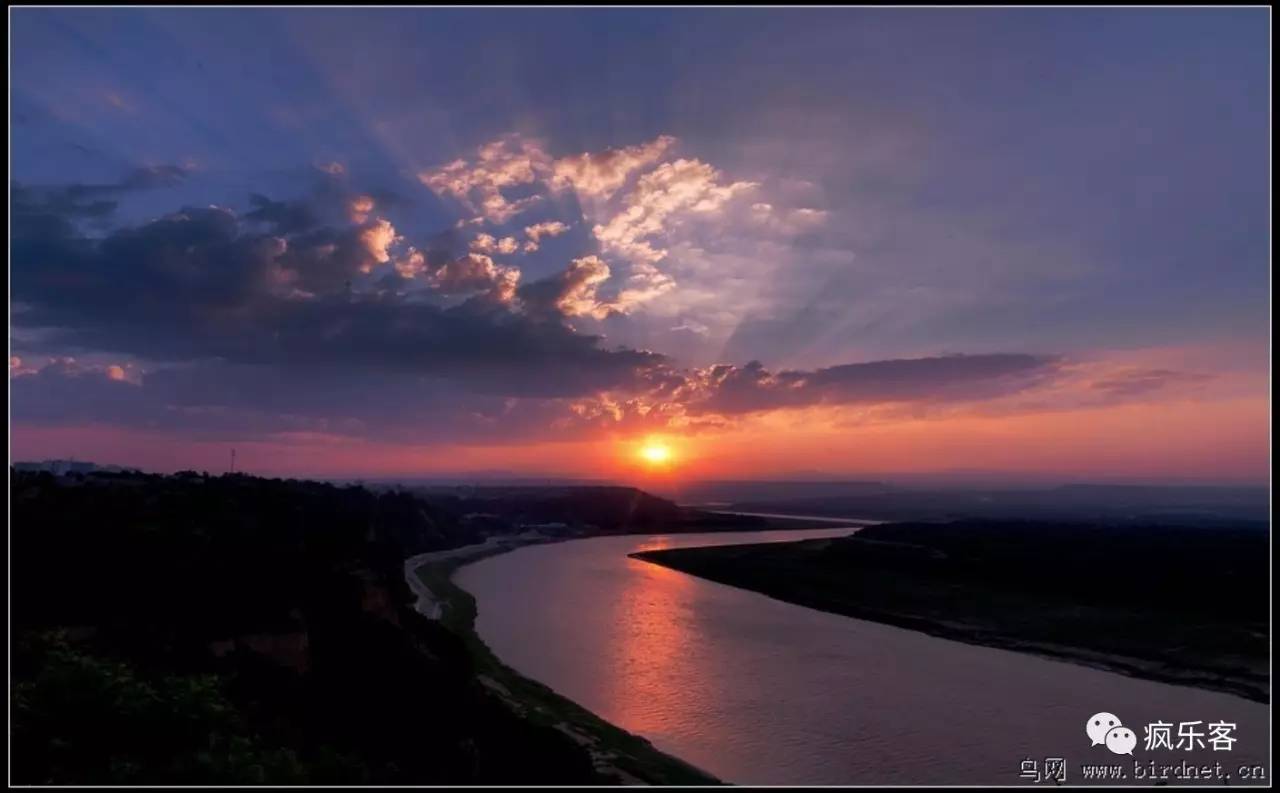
[10,470,721,784]
[726,483,1268,527]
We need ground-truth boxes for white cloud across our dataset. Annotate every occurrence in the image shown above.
[418,135,551,223]
[593,158,757,266]
[522,220,570,252]
[394,248,428,279]
[470,233,520,255]
[613,261,677,312]
[550,135,676,199]
[551,255,614,319]
[419,134,819,326]
[748,202,829,235]
[670,319,711,336]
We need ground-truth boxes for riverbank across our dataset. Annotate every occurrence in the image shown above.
[630,520,1269,704]
[407,538,721,785]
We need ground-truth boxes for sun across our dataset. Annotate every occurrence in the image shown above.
[638,440,673,466]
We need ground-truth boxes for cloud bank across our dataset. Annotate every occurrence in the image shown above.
[11,142,1211,450]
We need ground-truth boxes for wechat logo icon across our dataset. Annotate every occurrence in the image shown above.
[1086,712,1135,755]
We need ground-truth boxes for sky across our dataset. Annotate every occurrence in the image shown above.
[9,8,1271,484]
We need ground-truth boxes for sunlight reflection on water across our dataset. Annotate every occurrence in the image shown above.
[456,529,1270,785]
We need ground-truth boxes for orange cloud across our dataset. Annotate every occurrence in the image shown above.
[522,220,570,252]
[551,135,676,198]
[470,232,519,255]
[430,253,520,303]
[19,393,1262,485]
[357,218,399,270]
[418,135,550,223]
[549,255,614,318]
[348,194,375,223]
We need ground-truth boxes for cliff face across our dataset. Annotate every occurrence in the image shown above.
[9,471,610,784]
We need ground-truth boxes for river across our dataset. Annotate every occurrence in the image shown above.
[454,528,1270,785]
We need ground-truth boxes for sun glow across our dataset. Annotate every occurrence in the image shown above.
[638,440,673,466]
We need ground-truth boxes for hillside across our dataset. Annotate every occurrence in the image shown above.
[10,470,720,784]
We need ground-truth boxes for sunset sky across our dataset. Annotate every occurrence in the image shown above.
[10,8,1270,483]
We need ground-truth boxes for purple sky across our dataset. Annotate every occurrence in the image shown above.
[10,8,1271,481]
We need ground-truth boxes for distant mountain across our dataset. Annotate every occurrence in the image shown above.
[12,459,139,475]
[362,474,616,488]
[395,484,773,535]
[725,483,1270,527]
[660,479,894,505]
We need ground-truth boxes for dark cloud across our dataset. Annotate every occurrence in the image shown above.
[12,183,118,222]
[13,205,278,345]
[679,354,1060,416]
[11,164,193,224]
[274,220,394,294]
[11,188,664,402]
[120,164,191,190]
[425,253,519,302]
[9,358,575,444]
[245,193,320,234]
[12,180,1070,445]
[244,169,414,236]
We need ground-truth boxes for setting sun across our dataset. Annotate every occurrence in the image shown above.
[638,441,673,466]
[5,7,1272,789]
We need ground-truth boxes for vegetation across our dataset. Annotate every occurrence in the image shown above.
[10,469,722,784]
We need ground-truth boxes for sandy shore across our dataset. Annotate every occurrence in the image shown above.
[403,533,547,620]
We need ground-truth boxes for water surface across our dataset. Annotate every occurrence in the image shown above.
[456,529,1269,785]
